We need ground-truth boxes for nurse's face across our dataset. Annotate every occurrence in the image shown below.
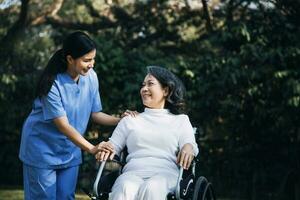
[140,74,169,109]
[66,49,96,80]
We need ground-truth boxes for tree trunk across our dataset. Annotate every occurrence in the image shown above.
[201,0,213,32]
[0,0,30,46]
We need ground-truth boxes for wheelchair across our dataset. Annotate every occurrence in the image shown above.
[84,128,216,200]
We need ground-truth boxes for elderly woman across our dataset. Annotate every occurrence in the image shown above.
[97,66,199,200]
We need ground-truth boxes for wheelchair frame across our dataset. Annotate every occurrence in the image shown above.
[87,128,216,200]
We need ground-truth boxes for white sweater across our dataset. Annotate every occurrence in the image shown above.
[109,108,199,178]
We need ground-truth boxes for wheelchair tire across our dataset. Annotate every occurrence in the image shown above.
[192,176,216,200]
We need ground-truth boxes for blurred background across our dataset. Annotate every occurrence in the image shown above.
[0,0,299,199]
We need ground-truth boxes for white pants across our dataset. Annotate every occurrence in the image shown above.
[109,172,177,200]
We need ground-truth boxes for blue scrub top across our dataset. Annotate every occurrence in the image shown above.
[19,69,102,169]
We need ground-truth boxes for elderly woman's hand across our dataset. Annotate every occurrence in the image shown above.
[93,141,115,162]
[177,143,194,170]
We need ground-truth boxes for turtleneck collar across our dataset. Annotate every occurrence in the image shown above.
[144,108,170,115]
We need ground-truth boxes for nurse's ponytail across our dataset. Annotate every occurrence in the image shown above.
[35,49,66,98]
[35,31,96,98]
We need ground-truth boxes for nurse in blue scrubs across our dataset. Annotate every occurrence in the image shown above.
[19,31,134,200]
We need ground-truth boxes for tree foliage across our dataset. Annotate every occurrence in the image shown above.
[0,0,299,199]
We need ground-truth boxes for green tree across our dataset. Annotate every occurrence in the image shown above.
[0,1,299,199]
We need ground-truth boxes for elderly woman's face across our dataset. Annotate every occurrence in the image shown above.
[140,74,168,109]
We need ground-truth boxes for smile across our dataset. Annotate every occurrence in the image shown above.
[142,94,151,97]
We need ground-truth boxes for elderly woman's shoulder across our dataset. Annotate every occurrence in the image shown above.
[119,114,139,124]
[174,113,190,121]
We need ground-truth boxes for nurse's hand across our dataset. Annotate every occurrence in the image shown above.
[121,109,139,118]
[177,143,194,170]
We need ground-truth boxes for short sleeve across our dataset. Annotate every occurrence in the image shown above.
[90,70,102,112]
[91,90,102,112]
[178,115,199,156]
[41,83,66,120]
[109,118,129,156]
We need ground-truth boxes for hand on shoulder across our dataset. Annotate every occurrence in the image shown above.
[121,109,139,118]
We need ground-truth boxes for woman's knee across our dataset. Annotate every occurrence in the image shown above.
[145,178,164,191]
[137,177,169,199]
[110,174,143,200]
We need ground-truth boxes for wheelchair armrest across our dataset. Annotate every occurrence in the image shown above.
[175,166,184,199]
[92,156,126,197]
[93,161,106,197]
[175,160,197,200]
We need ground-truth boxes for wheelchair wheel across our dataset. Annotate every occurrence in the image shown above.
[192,176,216,200]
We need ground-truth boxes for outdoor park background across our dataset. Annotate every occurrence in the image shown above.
[0,0,299,199]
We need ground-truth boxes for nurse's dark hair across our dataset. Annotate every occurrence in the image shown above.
[146,66,186,114]
[35,31,96,98]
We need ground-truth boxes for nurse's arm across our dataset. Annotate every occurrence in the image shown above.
[53,116,108,154]
[91,110,138,126]
[91,112,120,126]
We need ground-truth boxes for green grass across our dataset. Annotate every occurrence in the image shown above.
[0,187,90,200]
[0,187,231,200]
